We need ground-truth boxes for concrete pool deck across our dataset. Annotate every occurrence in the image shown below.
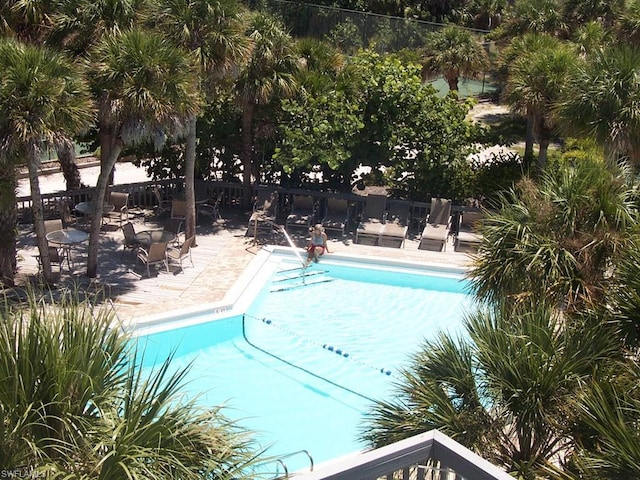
[15,208,474,325]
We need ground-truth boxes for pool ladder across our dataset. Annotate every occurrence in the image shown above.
[257,449,314,479]
[271,267,333,292]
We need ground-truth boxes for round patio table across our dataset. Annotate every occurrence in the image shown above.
[74,201,114,215]
[134,229,176,249]
[46,228,89,245]
[45,228,89,269]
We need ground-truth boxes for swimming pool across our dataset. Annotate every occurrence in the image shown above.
[135,250,473,473]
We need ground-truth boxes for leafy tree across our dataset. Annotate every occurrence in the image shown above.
[420,25,489,93]
[0,287,260,477]
[554,44,640,167]
[85,28,200,278]
[361,300,621,479]
[276,50,482,198]
[0,39,93,284]
[468,157,638,310]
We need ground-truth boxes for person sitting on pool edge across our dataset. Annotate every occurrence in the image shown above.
[307,224,329,264]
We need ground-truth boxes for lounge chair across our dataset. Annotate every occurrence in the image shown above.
[248,189,278,240]
[104,191,130,229]
[454,211,483,252]
[322,197,350,238]
[418,198,452,251]
[286,195,316,232]
[137,241,169,277]
[167,235,195,271]
[355,194,387,245]
[379,202,410,248]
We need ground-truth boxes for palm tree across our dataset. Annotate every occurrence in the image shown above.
[0,39,94,284]
[569,371,640,479]
[501,33,577,170]
[235,12,300,207]
[360,300,621,479]
[420,25,489,94]
[554,44,640,167]
[151,0,250,243]
[0,287,260,477]
[468,157,638,310]
[494,0,567,39]
[85,28,201,278]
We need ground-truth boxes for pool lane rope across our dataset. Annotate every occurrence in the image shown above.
[243,313,393,377]
[242,315,380,403]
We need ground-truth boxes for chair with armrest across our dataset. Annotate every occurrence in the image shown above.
[167,235,195,271]
[247,189,278,240]
[121,221,140,258]
[136,241,169,277]
[418,198,452,251]
[105,191,129,229]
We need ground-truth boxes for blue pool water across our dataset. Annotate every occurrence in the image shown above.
[136,256,473,472]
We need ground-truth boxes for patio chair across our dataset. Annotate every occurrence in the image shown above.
[418,198,452,251]
[136,241,169,278]
[286,195,316,232]
[104,191,129,229]
[153,186,172,217]
[454,210,484,252]
[164,218,184,246]
[58,198,77,228]
[247,190,278,240]
[167,235,195,271]
[38,219,68,270]
[355,194,387,245]
[379,202,410,248]
[197,195,223,223]
[321,197,350,238]
[171,199,187,222]
[121,221,140,258]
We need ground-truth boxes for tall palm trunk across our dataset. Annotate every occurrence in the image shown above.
[0,167,18,286]
[56,139,83,191]
[184,115,197,245]
[241,102,255,209]
[524,111,536,165]
[86,125,123,278]
[27,145,54,283]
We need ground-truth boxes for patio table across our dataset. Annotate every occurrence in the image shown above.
[135,229,176,249]
[45,228,89,269]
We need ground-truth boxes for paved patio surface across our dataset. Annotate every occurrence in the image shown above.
[14,206,474,326]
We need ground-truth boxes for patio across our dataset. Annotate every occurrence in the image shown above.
[14,205,472,324]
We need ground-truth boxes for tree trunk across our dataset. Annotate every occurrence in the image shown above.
[86,129,122,278]
[241,102,255,209]
[28,147,54,283]
[524,112,536,165]
[445,72,459,93]
[184,115,197,246]
[537,137,549,173]
[56,139,83,191]
[0,167,18,287]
